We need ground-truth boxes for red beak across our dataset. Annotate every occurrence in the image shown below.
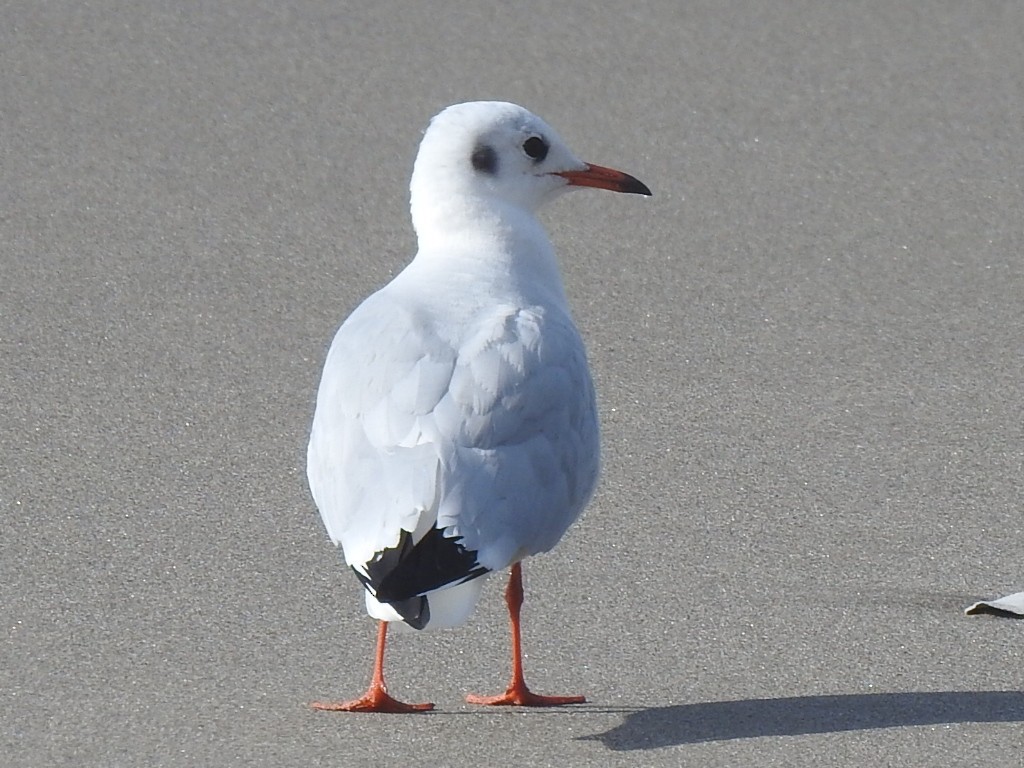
[556,163,651,196]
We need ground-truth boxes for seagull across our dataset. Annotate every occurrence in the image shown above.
[306,101,650,712]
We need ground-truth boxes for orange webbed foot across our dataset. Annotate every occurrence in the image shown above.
[466,681,585,707]
[312,683,434,713]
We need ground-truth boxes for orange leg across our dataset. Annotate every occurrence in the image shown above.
[311,620,434,713]
[466,562,585,707]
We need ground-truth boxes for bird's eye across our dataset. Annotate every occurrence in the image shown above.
[523,136,549,162]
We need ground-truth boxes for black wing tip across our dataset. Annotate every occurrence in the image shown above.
[355,527,489,611]
[394,596,430,629]
[352,565,431,629]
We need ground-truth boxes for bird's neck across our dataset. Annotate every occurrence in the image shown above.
[410,198,568,306]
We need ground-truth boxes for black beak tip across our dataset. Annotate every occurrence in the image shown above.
[625,176,653,197]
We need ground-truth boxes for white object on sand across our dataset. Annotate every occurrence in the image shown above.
[965,592,1024,618]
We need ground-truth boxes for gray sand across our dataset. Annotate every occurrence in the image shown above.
[3,3,1023,766]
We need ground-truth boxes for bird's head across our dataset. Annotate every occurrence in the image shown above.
[409,101,650,237]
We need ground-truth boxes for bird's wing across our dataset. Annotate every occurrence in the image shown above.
[307,291,599,586]
[432,302,599,570]
[307,290,457,569]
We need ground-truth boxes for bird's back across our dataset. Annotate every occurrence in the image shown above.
[307,264,599,604]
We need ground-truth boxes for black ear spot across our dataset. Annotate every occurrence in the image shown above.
[523,136,548,162]
[471,144,498,174]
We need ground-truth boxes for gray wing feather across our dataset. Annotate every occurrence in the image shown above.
[307,291,599,573]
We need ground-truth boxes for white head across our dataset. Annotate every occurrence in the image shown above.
[409,101,650,242]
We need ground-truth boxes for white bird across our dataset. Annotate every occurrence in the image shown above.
[307,101,650,712]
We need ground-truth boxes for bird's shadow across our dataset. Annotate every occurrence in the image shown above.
[582,690,1024,750]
